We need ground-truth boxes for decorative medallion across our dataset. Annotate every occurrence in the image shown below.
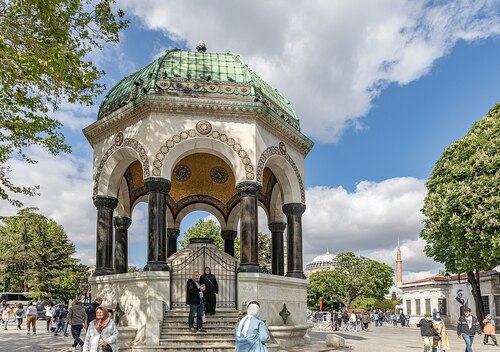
[173,165,191,182]
[210,166,228,184]
[279,142,287,155]
[196,120,212,135]
[114,132,124,146]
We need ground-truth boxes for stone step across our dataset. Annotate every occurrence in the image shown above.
[162,321,236,327]
[159,338,235,347]
[161,327,234,333]
[126,346,236,352]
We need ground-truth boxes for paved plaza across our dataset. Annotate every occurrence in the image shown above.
[1,319,499,351]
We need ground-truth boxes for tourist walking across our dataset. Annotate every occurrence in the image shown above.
[15,303,24,329]
[234,301,270,352]
[67,299,88,351]
[331,310,339,331]
[342,311,349,331]
[349,311,357,332]
[457,308,481,352]
[2,303,11,330]
[432,313,450,351]
[83,306,119,352]
[186,271,206,332]
[361,311,370,331]
[54,303,69,336]
[200,266,218,315]
[25,302,38,335]
[417,312,436,352]
[482,314,498,346]
[86,297,102,324]
[45,302,56,332]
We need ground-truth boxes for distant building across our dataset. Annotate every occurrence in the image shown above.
[304,250,335,278]
[400,269,500,327]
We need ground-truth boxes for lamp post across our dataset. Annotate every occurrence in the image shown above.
[48,280,51,298]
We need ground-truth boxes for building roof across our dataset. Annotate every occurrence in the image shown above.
[402,270,499,286]
[98,48,300,131]
[310,250,336,264]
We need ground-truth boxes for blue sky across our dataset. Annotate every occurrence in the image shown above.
[2,1,499,283]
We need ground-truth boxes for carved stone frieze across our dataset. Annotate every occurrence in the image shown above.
[152,123,255,180]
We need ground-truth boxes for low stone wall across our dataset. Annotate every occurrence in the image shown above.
[90,271,170,345]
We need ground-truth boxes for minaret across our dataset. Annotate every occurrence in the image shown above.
[396,238,403,287]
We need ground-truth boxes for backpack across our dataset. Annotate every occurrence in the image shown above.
[16,308,23,317]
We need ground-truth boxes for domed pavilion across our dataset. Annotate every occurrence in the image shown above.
[83,42,313,348]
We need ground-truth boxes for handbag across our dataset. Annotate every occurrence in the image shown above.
[101,344,112,352]
[433,334,441,341]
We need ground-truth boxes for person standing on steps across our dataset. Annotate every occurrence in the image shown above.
[200,266,218,315]
[186,271,206,333]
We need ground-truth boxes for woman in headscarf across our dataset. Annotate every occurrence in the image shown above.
[432,312,450,351]
[83,306,119,352]
[235,301,270,352]
[483,314,498,346]
[200,266,218,315]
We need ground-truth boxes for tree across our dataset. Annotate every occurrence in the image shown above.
[420,103,500,323]
[0,208,83,299]
[307,252,394,309]
[179,219,272,272]
[0,0,128,206]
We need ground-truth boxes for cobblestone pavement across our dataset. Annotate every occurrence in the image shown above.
[302,324,499,352]
[1,319,499,351]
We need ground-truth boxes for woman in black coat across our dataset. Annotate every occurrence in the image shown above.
[200,266,218,315]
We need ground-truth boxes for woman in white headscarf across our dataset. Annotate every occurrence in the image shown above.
[234,301,270,352]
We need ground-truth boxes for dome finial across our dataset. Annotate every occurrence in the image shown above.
[197,40,207,52]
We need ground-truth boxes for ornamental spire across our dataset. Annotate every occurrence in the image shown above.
[196,40,207,52]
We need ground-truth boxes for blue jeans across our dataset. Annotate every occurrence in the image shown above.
[461,333,474,352]
[71,324,84,347]
[188,302,204,329]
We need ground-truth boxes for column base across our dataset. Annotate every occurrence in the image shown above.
[238,263,260,273]
[286,271,306,279]
[144,261,170,271]
[94,267,115,276]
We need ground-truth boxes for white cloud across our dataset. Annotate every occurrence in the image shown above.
[302,177,434,275]
[118,0,500,142]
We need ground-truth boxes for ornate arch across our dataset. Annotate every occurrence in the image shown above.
[151,120,255,180]
[256,145,305,203]
[93,133,150,196]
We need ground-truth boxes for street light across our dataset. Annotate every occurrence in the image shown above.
[48,280,51,298]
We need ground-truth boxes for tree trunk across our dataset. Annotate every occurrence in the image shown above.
[467,270,484,326]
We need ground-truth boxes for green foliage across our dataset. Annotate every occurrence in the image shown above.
[0,208,84,299]
[0,0,128,206]
[420,103,500,274]
[307,252,394,309]
[179,219,272,272]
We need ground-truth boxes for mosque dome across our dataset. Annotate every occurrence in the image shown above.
[304,250,336,277]
[98,46,300,132]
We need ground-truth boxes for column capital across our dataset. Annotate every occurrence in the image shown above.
[144,177,171,194]
[268,222,287,232]
[220,230,237,241]
[114,216,132,230]
[236,181,262,197]
[93,195,118,210]
[282,203,306,216]
[167,228,180,239]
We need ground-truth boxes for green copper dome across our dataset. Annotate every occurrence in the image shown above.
[98,48,300,130]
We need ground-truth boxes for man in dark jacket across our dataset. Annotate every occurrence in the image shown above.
[457,308,481,352]
[417,312,435,352]
[85,297,102,324]
[186,271,206,333]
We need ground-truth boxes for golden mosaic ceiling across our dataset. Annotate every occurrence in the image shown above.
[170,153,236,204]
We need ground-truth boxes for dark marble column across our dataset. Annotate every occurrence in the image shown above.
[144,177,170,271]
[114,216,131,274]
[221,230,237,257]
[268,222,286,276]
[283,203,306,279]
[237,181,262,272]
[93,195,118,276]
[167,228,180,258]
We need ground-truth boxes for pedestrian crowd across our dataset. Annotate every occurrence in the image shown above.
[1,297,119,351]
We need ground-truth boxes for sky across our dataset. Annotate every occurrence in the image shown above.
[1,0,500,284]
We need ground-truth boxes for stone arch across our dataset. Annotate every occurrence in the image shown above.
[256,146,305,204]
[151,122,255,182]
[226,201,269,232]
[269,183,285,223]
[175,203,227,230]
[93,137,150,197]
